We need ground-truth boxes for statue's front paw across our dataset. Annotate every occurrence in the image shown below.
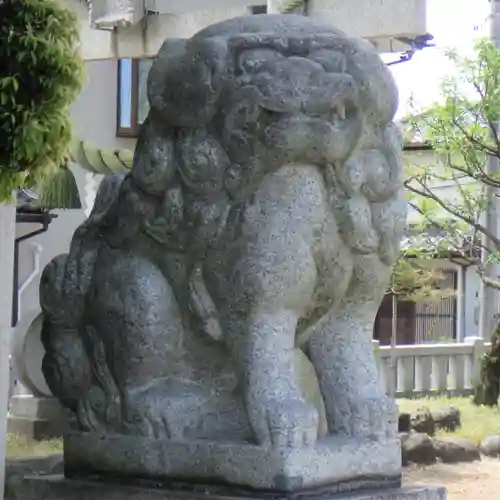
[251,398,319,448]
[348,395,397,440]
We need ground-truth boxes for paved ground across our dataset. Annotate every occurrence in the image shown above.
[404,459,500,499]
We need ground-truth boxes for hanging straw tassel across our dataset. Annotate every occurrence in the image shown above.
[38,162,82,210]
[282,0,305,14]
[36,137,135,210]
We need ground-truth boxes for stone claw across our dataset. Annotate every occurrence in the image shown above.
[260,398,319,448]
[348,395,398,440]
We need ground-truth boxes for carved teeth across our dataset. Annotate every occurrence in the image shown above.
[331,102,346,120]
[337,104,346,120]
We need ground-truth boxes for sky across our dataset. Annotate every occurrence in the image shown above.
[388,0,491,119]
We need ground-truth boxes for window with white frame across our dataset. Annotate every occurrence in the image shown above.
[117,58,153,137]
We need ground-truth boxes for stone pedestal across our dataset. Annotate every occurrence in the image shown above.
[7,396,71,440]
[11,476,447,500]
[64,433,402,491]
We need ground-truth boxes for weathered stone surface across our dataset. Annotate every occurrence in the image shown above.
[10,476,447,500]
[64,433,402,491]
[401,433,436,465]
[38,13,408,492]
[431,407,461,433]
[294,349,328,439]
[410,408,435,437]
[479,435,500,457]
[5,455,63,500]
[433,437,480,464]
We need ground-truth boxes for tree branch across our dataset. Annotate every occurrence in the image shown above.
[472,80,500,152]
[452,118,499,158]
[404,179,500,249]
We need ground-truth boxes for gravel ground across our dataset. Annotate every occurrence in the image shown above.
[404,459,500,499]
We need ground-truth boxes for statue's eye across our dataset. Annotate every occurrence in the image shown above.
[238,49,286,75]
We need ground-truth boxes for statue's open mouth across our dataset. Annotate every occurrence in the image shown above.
[259,106,362,167]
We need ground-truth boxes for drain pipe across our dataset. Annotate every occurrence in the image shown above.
[11,211,57,327]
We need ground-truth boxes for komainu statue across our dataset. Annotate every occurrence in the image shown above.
[40,14,406,493]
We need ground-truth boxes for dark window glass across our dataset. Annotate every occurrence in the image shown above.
[251,5,267,14]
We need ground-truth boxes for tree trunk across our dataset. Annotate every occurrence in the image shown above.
[474,321,500,406]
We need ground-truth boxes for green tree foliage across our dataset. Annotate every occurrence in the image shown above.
[389,258,453,303]
[404,39,500,405]
[0,0,84,202]
[282,0,305,12]
[387,255,455,347]
[404,39,500,262]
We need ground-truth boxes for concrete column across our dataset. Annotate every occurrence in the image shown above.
[0,204,16,498]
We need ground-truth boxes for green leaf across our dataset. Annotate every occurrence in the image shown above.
[0,0,84,202]
[404,37,500,265]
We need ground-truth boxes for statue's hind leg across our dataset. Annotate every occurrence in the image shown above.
[85,249,186,437]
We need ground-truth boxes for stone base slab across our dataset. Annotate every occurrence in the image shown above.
[64,433,402,491]
[10,476,447,500]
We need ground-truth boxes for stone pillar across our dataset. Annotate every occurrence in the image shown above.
[8,311,70,440]
[0,203,16,496]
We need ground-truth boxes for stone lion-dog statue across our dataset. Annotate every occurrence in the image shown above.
[39,13,406,491]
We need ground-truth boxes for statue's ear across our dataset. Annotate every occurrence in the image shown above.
[88,173,124,221]
[39,254,67,317]
[148,37,229,128]
[343,38,399,125]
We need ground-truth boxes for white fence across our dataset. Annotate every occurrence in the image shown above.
[374,337,491,398]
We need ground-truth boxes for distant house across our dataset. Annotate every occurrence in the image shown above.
[373,140,483,345]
